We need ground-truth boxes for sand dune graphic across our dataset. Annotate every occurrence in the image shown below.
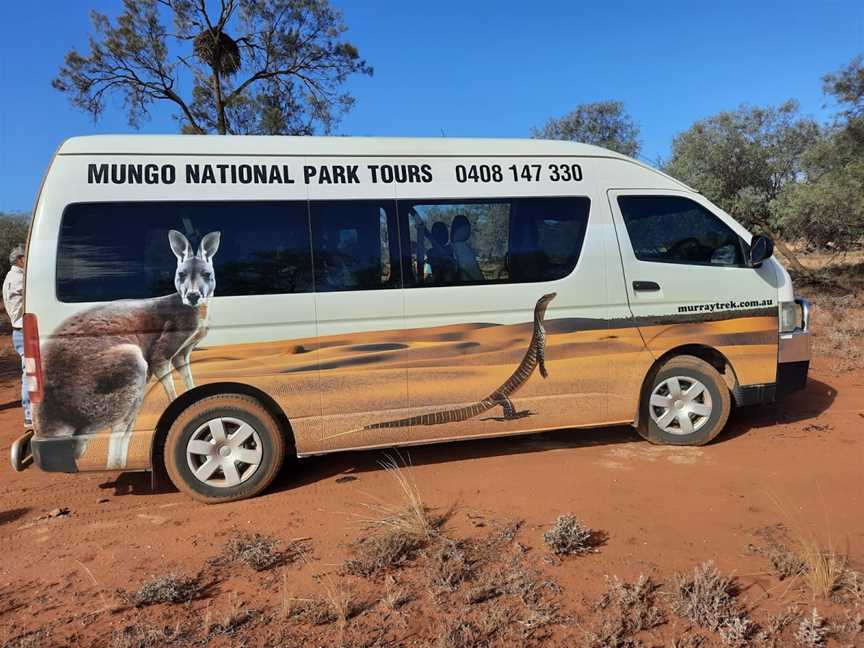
[72,311,778,470]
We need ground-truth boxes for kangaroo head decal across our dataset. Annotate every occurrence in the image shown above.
[169,230,221,306]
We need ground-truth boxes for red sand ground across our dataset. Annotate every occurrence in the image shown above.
[0,350,862,646]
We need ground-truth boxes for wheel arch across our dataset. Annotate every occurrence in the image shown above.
[150,382,296,474]
[634,344,740,429]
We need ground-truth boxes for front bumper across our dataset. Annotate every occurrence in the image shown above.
[734,298,811,406]
[777,297,811,396]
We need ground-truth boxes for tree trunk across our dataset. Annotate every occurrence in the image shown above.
[772,238,812,276]
[213,67,227,135]
[755,219,812,277]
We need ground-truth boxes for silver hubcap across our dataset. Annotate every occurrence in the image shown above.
[649,376,713,436]
[186,416,263,488]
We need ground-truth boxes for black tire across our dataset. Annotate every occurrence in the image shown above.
[637,355,731,446]
[164,394,287,503]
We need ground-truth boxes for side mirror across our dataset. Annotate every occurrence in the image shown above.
[749,235,774,267]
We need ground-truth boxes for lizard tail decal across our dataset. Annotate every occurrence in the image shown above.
[349,293,556,435]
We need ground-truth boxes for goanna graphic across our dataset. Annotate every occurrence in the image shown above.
[359,292,557,431]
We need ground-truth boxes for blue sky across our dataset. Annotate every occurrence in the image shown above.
[1,0,862,211]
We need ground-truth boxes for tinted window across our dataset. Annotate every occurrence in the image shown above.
[400,197,589,287]
[618,196,745,266]
[309,200,400,292]
[57,201,312,302]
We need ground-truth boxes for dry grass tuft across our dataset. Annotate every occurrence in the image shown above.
[128,573,202,606]
[359,453,441,539]
[291,584,362,629]
[584,575,665,648]
[543,514,598,556]
[670,562,746,635]
[751,520,860,601]
[794,608,828,647]
[346,452,442,577]
[796,534,848,600]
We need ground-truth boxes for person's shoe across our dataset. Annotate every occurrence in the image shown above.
[24,419,33,429]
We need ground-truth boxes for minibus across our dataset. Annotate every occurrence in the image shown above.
[10,136,811,503]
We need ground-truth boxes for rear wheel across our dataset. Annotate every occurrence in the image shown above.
[637,355,731,446]
[164,394,286,503]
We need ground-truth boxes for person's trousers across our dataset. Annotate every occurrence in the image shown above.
[11,328,32,425]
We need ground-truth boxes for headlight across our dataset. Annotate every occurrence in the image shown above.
[779,301,800,333]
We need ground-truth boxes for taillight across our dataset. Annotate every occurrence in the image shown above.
[23,313,43,403]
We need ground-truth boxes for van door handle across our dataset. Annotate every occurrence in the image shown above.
[633,281,660,292]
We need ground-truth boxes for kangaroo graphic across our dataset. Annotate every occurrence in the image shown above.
[36,230,221,469]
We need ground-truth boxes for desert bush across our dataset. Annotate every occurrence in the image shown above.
[670,562,744,634]
[344,530,426,577]
[128,573,202,606]
[382,574,413,610]
[436,605,513,648]
[837,567,864,604]
[795,608,828,647]
[753,606,799,647]
[543,514,596,556]
[426,538,477,592]
[109,622,184,648]
[291,591,361,627]
[669,635,707,648]
[584,574,665,648]
[806,292,864,372]
[0,629,51,648]
[748,525,808,580]
[223,533,283,571]
[719,615,757,647]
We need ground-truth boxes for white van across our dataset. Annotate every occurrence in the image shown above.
[11,136,811,502]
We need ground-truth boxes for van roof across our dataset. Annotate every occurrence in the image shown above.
[57,135,633,159]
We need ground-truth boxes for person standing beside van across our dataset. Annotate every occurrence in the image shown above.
[3,245,31,428]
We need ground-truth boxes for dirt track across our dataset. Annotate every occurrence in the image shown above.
[1,354,862,646]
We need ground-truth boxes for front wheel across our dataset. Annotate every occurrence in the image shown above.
[637,355,731,446]
[164,394,287,503]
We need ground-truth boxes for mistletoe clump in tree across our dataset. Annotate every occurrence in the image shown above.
[52,0,373,135]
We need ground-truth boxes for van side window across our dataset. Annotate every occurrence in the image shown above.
[309,200,400,292]
[617,196,746,267]
[401,197,589,287]
[56,201,313,302]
